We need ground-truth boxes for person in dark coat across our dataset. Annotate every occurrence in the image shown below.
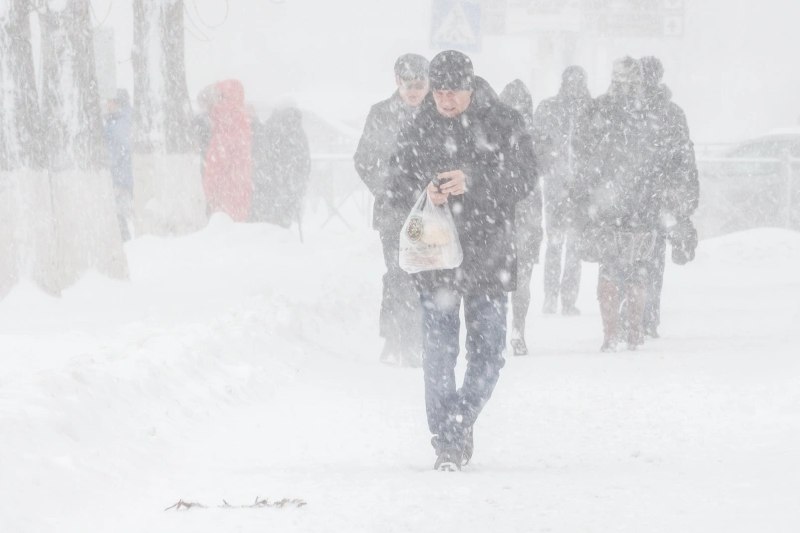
[532,66,593,316]
[389,51,537,470]
[252,107,311,228]
[499,79,543,356]
[572,57,666,351]
[104,89,134,241]
[639,56,700,338]
[354,53,429,367]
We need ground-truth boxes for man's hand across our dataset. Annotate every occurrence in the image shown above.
[427,181,449,206]
[427,170,467,206]
[436,170,467,196]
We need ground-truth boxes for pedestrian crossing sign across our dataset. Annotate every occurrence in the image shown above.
[430,0,482,53]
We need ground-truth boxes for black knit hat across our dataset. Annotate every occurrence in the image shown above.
[428,50,474,91]
[394,53,429,81]
[640,56,664,87]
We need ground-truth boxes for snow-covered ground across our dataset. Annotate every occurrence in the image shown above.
[1,213,799,533]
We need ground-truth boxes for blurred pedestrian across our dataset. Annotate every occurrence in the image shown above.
[572,57,663,351]
[639,56,700,337]
[499,79,543,355]
[104,89,134,241]
[252,106,311,229]
[354,53,429,366]
[199,80,253,222]
[532,66,593,316]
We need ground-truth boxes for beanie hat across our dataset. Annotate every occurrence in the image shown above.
[428,50,474,91]
[611,56,641,84]
[562,65,587,85]
[394,53,429,81]
[639,56,664,87]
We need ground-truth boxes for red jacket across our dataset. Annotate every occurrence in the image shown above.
[203,80,253,222]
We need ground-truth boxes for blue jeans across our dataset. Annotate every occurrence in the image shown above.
[419,286,507,450]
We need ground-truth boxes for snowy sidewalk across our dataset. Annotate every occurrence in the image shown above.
[1,222,799,532]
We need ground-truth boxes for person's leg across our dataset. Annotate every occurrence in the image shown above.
[560,228,582,314]
[511,238,534,354]
[396,272,423,366]
[378,230,400,362]
[114,185,133,242]
[457,290,508,432]
[543,226,565,313]
[379,229,423,366]
[643,234,667,337]
[597,263,622,351]
[621,255,650,349]
[419,285,462,441]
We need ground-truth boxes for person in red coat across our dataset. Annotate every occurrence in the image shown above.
[200,79,253,222]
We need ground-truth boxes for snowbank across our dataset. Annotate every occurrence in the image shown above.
[1,225,798,532]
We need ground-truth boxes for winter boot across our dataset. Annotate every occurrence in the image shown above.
[624,283,647,350]
[510,327,528,356]
[431,435,462,471]
[461,426,474,466]
[561,304,581,316]
[597,277,621,352]
[434,448,462,471]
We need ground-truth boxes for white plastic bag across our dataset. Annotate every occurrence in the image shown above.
[399,190,463,274]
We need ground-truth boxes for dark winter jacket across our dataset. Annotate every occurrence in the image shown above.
[532,78,593,228]
[104,104,133,190]
[572,89,667,232]
[252,107,311,227]
[499,79,543,261]
[389,77,538,292]
[354,91,422,233]
[643,84,699,225]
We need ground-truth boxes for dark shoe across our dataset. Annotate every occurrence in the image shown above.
[510,337,528,356]
[434,448,462,471]
[561,304,581,316]
[542,297,557,314]
[461,426,474,466]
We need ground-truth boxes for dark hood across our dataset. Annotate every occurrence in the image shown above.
[499,79,533,128]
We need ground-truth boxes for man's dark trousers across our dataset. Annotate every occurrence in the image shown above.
[419,284,507,449]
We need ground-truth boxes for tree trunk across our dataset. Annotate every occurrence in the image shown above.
[0,0,58,297]
[38,0,128,288]
[132,0,206,235]
[0,0,45,171]
[132,0,194,154]
[39,0,105,171]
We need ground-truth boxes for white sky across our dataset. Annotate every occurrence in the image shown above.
[91,0,800,142]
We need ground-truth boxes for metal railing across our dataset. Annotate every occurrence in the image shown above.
[305,150,800,238]
[696,150,800,238]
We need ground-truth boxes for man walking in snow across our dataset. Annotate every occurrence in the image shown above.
[390,50,537,470]
[499,79,543,356]
[572,57,668,351]
[638,56,699,338]
[354,53,429,367]
[532,66,593,316]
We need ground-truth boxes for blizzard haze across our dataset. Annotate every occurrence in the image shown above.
[93,0,800,142]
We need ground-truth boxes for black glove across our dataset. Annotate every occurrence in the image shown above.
[669,218,698,265]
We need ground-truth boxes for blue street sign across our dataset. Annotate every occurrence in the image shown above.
[430,0,482,53]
